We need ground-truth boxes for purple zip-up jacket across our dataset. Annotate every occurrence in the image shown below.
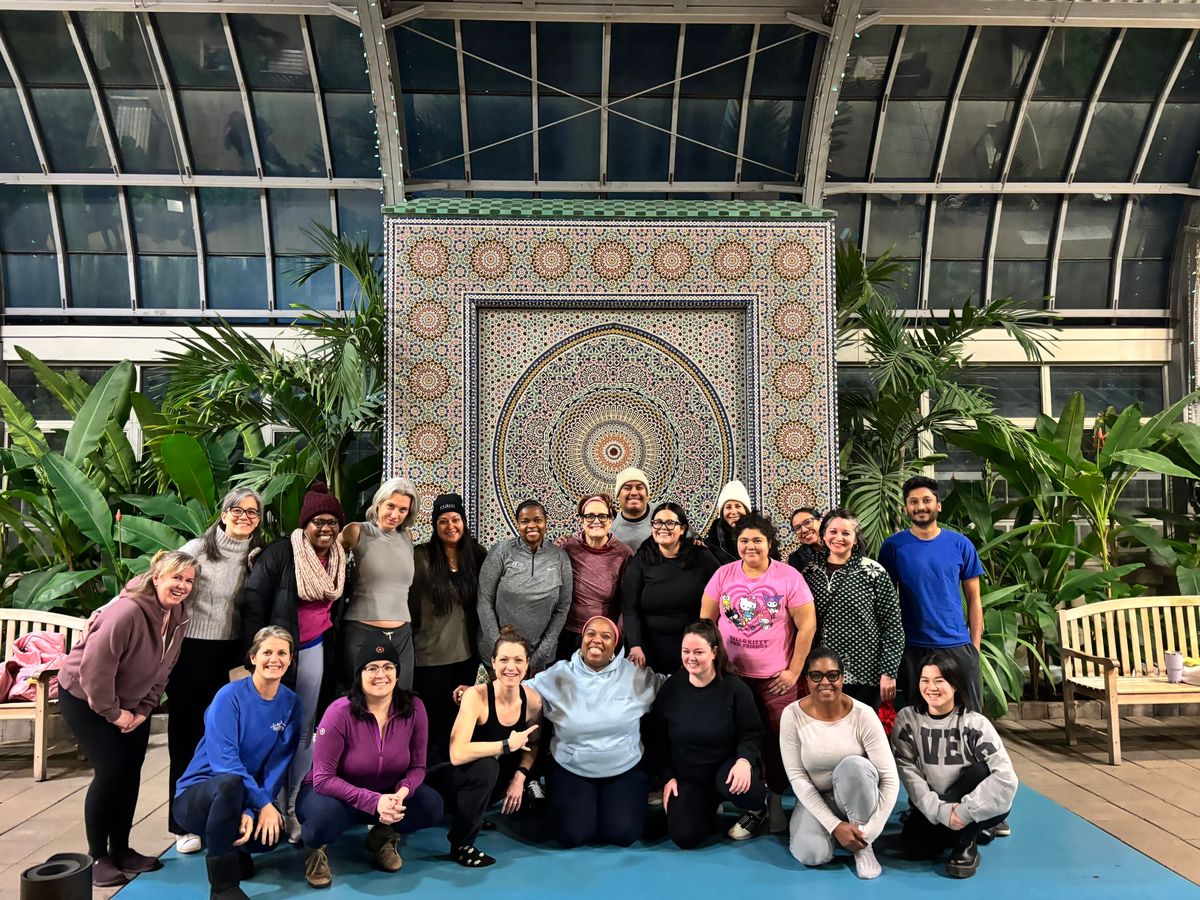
[304,695,428,814]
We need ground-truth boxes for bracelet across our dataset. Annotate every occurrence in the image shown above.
[501,738,510,755]
[516,764,531,777]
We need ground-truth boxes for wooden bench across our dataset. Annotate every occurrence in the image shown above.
[0,609,86,781]
[1059,595,1200,765]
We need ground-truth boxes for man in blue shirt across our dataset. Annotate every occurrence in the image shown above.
[878,476,985,713]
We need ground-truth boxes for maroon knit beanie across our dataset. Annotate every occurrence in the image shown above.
[299,482,345,528]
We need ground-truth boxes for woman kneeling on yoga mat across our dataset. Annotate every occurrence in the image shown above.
[298,641,443,889]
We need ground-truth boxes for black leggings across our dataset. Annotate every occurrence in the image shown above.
[429,755,521,848]
[58,689,152,859]
[413,659,480,769]
[901,761,1010,857]
[550,760,647,848]
[666,757,766,849]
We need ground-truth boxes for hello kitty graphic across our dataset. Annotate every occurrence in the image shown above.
[721,589,787,635]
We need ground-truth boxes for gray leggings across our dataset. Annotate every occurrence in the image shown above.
[789,756,882,866]
[283,642,324,816]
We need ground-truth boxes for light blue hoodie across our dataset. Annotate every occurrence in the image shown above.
[528,648,664,778]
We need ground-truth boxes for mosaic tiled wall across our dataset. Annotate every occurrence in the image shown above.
[386,201,837,546]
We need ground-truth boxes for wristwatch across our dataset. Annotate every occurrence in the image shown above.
[501,739,510,755]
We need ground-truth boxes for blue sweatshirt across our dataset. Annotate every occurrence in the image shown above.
[175,677,301,817]
[528,648,663,778]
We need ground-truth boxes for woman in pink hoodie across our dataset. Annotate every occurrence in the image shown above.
[58,549,196,889]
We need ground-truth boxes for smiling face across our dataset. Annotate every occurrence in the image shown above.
[721,500,747,528]
[617,480,648,518]
[305,514,342,552]
[736,527,770,568]
[580,498,613,543]
[221,496,261,540]
[805,656,843,701]
[823,517,857,561]
[919,664,956,715]
[436,511,464,547]
[517,505,547,548]
[377,492,411,532]
[251,637,292,682]
[154,566,196,609]
[581,619,618,670]
[681,632,715,679]
[360,658,398,701]
[492,641,529,687]
[791,511,820,546]
[651,509,683,552]
[905,487,941,528]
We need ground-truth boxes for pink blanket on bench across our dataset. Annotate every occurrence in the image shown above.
[0,632,66,702]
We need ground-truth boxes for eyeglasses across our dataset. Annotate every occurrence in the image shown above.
[363,664,397,676]
[227,508,261,521]
[308,518,341,531]
[651,520,682,532]
[792,517,818,534]
[581,513,612,524]
[806,669,843,683]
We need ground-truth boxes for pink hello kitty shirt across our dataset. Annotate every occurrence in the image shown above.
[703,559,813,678]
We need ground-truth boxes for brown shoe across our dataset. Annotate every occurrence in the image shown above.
[365,825,403,872]
[304,846,332,889]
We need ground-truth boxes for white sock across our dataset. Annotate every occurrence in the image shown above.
[850,819,881,879]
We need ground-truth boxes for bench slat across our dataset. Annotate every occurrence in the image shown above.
[1188,606,1199,658]
[1116,608,1132,676]
[1150,606,1167,675]
[1081,616,1096,678]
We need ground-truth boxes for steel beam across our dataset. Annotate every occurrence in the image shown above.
[357,0,405,203]
[802,0,865,207]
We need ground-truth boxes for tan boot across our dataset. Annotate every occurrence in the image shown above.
[365,824,403,872]
[304,846,332,889]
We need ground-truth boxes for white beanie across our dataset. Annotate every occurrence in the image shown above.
[614,466,651,496]
[714,479,753,517]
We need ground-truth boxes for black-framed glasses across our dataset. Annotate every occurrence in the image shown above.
[227,508,261,521]
[806,669,842,683]
[581,513,612,523]
[308,517,341,531]
[651,519,682,532]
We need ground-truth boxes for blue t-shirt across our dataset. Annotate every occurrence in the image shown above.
[878,528,983,648]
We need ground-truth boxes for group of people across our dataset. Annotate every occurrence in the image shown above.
[57,466,1017,897]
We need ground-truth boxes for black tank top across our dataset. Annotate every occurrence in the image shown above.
[472,681,528,743]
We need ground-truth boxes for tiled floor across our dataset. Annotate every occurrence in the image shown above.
[0,716,1197,897]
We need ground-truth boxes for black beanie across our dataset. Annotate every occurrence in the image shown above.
[355,640,401,676]
[431,492,466,524]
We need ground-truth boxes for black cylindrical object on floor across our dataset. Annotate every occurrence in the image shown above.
[19,853,91,900]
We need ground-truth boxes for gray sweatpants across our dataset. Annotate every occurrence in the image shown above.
[789,756,882,866]
[284,642,324,816]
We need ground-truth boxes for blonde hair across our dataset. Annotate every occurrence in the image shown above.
[141,549,200,594]
[366,477,419,528]
[248,625,293,662]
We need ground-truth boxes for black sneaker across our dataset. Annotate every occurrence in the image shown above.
[524,779,547,811]
[989,819,1011,837]
[727,809,768,841]
[945,840,979,879]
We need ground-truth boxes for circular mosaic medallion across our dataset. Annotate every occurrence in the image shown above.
[772,361,813,399]
[408,301,449,339]
[471,239,512,280]
[772,241,813,279]
[772,303,813,339]
[651,241,693,281]
[495,326,733,530]
[532,240,572,280]
[408,422,449,462]
[776,482,816,517]
[774,422,816,459]
[408,239,449,278]
[408,361,449,400]
[591,241,633,281]
[712,241,752,279]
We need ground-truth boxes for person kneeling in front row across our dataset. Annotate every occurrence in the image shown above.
[173,627,301,900]
[891,649,1017,879]
[298,642,443,889]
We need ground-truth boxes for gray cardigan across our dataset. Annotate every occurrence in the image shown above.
[477,537,573,670]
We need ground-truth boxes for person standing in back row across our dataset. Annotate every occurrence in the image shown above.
[878,477,984,714]
[610,468,653,549]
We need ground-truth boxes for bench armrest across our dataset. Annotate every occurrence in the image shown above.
[28,668,58,685]
[1062,648,1117,670]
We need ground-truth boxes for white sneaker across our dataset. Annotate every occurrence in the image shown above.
[174,833,202,854]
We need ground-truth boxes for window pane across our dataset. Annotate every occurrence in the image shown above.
[1035,29,1113,98]
[1126,195,1183,260]
[309,16,368,92]
[107,89,177,173]
[1075,102,1151,182]
[992,259,1046,300]
[324,92,378,178]
[610,24,677,97]
[994,194,1056,258]
[0,11,85,85]
[928,260,982,306]
[932,195,993,258]
[962,27,1042,98]
[941,99,1014,180]
[231,14,311,91]
[1120,260,1170,310]
[275,257,334,310]
[1055,259,1111,309]
[140,366,173,403]
[841,26,896,100]
[891,26,967,98]
[157,14,234,87]
[200,189,263,254]
[129,187,194,253]
[206,256,267,309]
[394,20,458,93]
[58,186,125,252]
[68,254,129,308]
[1009,100,1083,180]
[826,100,876,181]
[29,88,109,172]
[79,12,157,86]
[336,190,382,248]
[0,186,54,252]
[1101,29,1186,102]
[537,23,601,96]
[3,256,59,308]
[138,256,199,309]
[252,92,324,176]
[462,20,529,93]
[866,194,926,258]
[175,93,251,175]
[606,98,670,181]
[742,98,803,181]
[674,98,738,181]
[823,195,863,246]
[540,95,599,181]
[1059,194,1119,259]
[467,95,533,180]
[957,365,1041,418]
[0,89,38,172]
[875,100,943,180]
[679,25,752,97]
[752,26,814,98]
[1050,365,1163,415]
[269,188,329,254]
[1142,103,1200,183]
[402,93,464,180]
[6,366,108,418]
